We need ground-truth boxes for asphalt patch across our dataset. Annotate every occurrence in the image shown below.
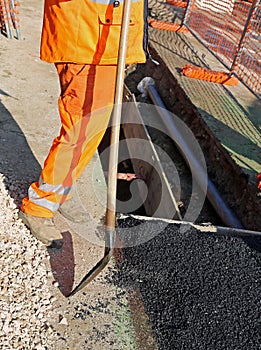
[112,217,261,350]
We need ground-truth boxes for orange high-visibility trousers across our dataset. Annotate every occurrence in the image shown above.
[22,63,117,217]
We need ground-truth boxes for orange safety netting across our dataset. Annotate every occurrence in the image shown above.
[166,0,188,8]
[183,0,261,96]
[181,64,239,86]
[148,19,189,33]
[0,0,21,39]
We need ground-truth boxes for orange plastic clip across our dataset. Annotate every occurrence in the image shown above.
[181,65,239,86]
[148,19,189,33]
[166,0,187,8]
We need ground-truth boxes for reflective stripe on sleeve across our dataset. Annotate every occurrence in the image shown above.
[39,177,73,197]
[28,187,61,212]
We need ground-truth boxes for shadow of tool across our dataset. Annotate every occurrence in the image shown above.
[48,231,75,297]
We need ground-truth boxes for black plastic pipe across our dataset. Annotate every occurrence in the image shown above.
[138,77,243,229]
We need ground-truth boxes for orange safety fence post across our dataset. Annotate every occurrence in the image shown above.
[148,19,190,33]
[181,64,239,86]
[4,0,13,38]
[166,0,188,8]
[0,0,11,38]
[0,1,2,26]
[11,0,21,39]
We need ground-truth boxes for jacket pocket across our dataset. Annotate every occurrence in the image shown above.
[96,10,138,62]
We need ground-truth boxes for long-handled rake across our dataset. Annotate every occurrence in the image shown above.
[68,0,133,297]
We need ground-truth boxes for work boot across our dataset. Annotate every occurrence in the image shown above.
[18,211,63,249]
[58,194,90,223]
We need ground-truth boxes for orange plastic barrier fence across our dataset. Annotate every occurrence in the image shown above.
[149,19,189,33]
[181,64,239,86]
[166,0,188,8]
[182,0,261,97]
[0,0,21,39]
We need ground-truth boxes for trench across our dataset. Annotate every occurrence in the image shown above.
[123,53,261,232]
[96,51,261,350]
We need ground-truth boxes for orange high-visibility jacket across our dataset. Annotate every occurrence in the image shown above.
[40,0,147,65]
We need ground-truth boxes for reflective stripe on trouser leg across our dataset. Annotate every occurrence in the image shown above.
[22,64,117,217]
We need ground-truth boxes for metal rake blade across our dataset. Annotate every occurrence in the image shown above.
[67,229,115,297]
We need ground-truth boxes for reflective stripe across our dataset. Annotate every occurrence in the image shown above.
[28,178,74,213]
[28,187,60,212]
[39,177,73,196]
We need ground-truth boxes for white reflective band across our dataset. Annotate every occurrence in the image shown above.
[28,187,60,212]
[39,177,73,196]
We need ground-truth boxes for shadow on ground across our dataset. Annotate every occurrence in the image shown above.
[48,231,75,297]
[0,96,41,206]
[198,107,261,179]
[0,95,76,294]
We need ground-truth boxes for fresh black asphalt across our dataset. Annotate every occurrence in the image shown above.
[112,217,261,350]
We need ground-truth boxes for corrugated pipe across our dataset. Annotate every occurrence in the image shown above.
[137,77,243,229]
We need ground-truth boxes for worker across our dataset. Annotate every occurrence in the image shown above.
[19,0,148,248]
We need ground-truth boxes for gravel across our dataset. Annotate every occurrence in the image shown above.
[0,173,58,349]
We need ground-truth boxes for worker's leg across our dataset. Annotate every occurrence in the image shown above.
[21,63,117,219]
